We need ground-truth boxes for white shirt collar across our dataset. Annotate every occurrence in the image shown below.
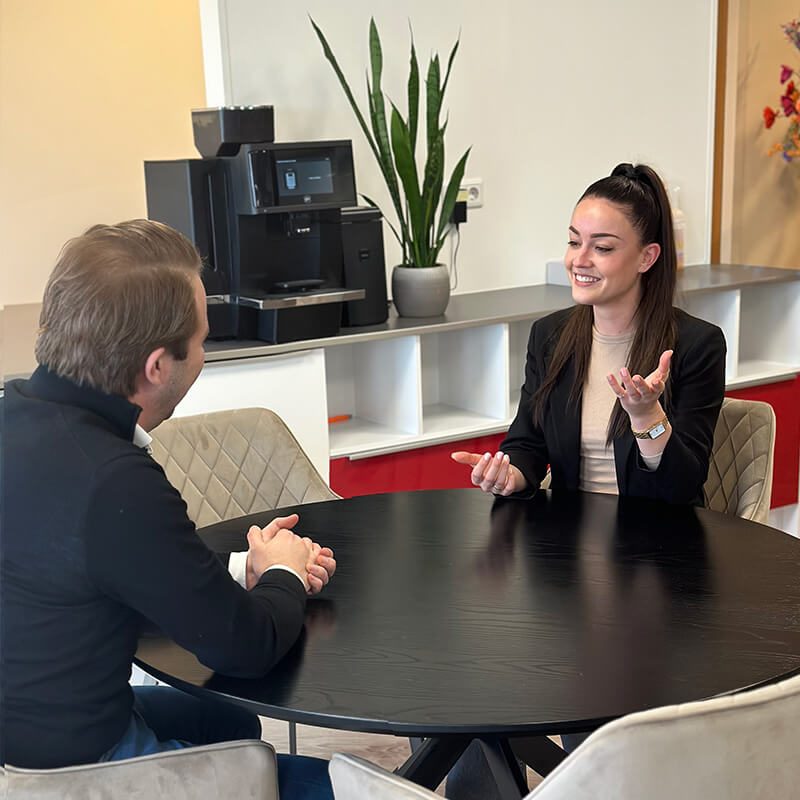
[133,424,153,451]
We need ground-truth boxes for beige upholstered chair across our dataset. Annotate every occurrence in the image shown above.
[703,398,776,523]
[150,406,338,527]
[329,671,800,800]
[1,739,278,799]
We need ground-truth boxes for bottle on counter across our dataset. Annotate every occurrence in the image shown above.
[670,185,686,270]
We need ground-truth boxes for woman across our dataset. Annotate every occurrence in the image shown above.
[453,163,725,505]
[447,163,726,798]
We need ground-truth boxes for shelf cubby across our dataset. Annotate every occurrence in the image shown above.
[421,325,509,437]
[735,281,800,386]
[508,320,532,420]
[679,289,741,382]
[325,337,422,458]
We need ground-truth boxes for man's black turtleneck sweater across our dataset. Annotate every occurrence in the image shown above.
[1,366,307,768]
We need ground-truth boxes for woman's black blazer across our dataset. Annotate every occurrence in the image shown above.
[501,307,727,505]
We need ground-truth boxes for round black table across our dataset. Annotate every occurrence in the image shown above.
[135,489,800,795]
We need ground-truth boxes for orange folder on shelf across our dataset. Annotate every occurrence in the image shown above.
[328,414,352,425]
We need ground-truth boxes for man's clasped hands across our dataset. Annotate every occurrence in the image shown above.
[244,513,337,594]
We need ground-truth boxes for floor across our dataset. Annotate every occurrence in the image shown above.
[260,717,550,795]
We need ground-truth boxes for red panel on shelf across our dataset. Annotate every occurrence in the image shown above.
[329,434,506,498]
[726,376,800,508]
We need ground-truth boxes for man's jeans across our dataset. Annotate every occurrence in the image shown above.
[101,686,332,800]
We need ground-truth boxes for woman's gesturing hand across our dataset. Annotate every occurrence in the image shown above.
[450,451,527,496]
[607,349,672,425]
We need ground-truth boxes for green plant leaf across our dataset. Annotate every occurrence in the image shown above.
[367,77,408,257]
[441,35,460,98]
[422,54,445,258]
[425,54,441,153]
[407,26,420,157]
[368,18,382,91]
[366,71,402,217]
[367,17,395,195]
[310,16,380,166]
[434,147,471,251]
[365,18,410,261]
[420,128,444,252]
[390,105,425,264]
[367,20,396,204]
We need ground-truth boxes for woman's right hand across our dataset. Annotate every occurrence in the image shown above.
[450,451,528,496]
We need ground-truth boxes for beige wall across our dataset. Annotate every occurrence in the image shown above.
[0,1,207,306]
[722,0,800,268]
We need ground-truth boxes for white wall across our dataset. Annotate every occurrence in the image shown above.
[201,0,718,294]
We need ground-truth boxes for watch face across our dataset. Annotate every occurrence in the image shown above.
[648,422,667,439]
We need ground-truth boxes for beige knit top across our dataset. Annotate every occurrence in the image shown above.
[579,327,662,494]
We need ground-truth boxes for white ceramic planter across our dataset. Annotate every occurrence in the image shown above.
[391,264,451,318]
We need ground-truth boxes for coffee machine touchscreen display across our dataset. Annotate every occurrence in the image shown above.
[245,141,356,213]
[275,156,334,198]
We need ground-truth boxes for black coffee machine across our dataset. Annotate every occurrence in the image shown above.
[144,106,388,342]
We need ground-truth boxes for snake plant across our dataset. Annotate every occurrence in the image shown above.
[311,17,470,267]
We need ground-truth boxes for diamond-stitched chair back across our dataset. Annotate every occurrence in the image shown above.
[703,398,776,523]
[150,407,338,528]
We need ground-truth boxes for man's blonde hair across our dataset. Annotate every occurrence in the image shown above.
[35,219,203,396]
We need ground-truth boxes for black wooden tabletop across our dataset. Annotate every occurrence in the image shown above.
[135,489,800,737]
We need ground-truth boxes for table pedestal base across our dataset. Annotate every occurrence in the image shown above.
[398,735,567,798]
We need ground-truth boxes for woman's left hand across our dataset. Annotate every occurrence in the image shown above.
[607,349,672,424]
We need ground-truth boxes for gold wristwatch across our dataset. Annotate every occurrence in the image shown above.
[631,415,669,440]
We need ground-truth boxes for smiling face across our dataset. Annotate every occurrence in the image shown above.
[565,197,660,326]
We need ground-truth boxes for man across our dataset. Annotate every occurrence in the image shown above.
[1,220,336,798]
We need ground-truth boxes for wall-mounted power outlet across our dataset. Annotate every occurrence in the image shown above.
[460,178,483,208]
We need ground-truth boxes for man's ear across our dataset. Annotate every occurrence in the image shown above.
[142,346,169,387]
[639,242,661,274]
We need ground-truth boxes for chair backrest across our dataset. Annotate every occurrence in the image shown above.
[703,397,775,523]
[329,753,439,800]
[528,670,800,800]
[329,671,800,800]
[150,407,338,527]
[1,739,278,799]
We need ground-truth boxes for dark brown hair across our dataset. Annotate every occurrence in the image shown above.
[532,163,677,443]
[36,219,202,396]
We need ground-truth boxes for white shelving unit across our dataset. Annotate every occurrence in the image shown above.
[681,279,800,389]
[325,326,513,460]
[195,266,800,463]
[323,272,800,459]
